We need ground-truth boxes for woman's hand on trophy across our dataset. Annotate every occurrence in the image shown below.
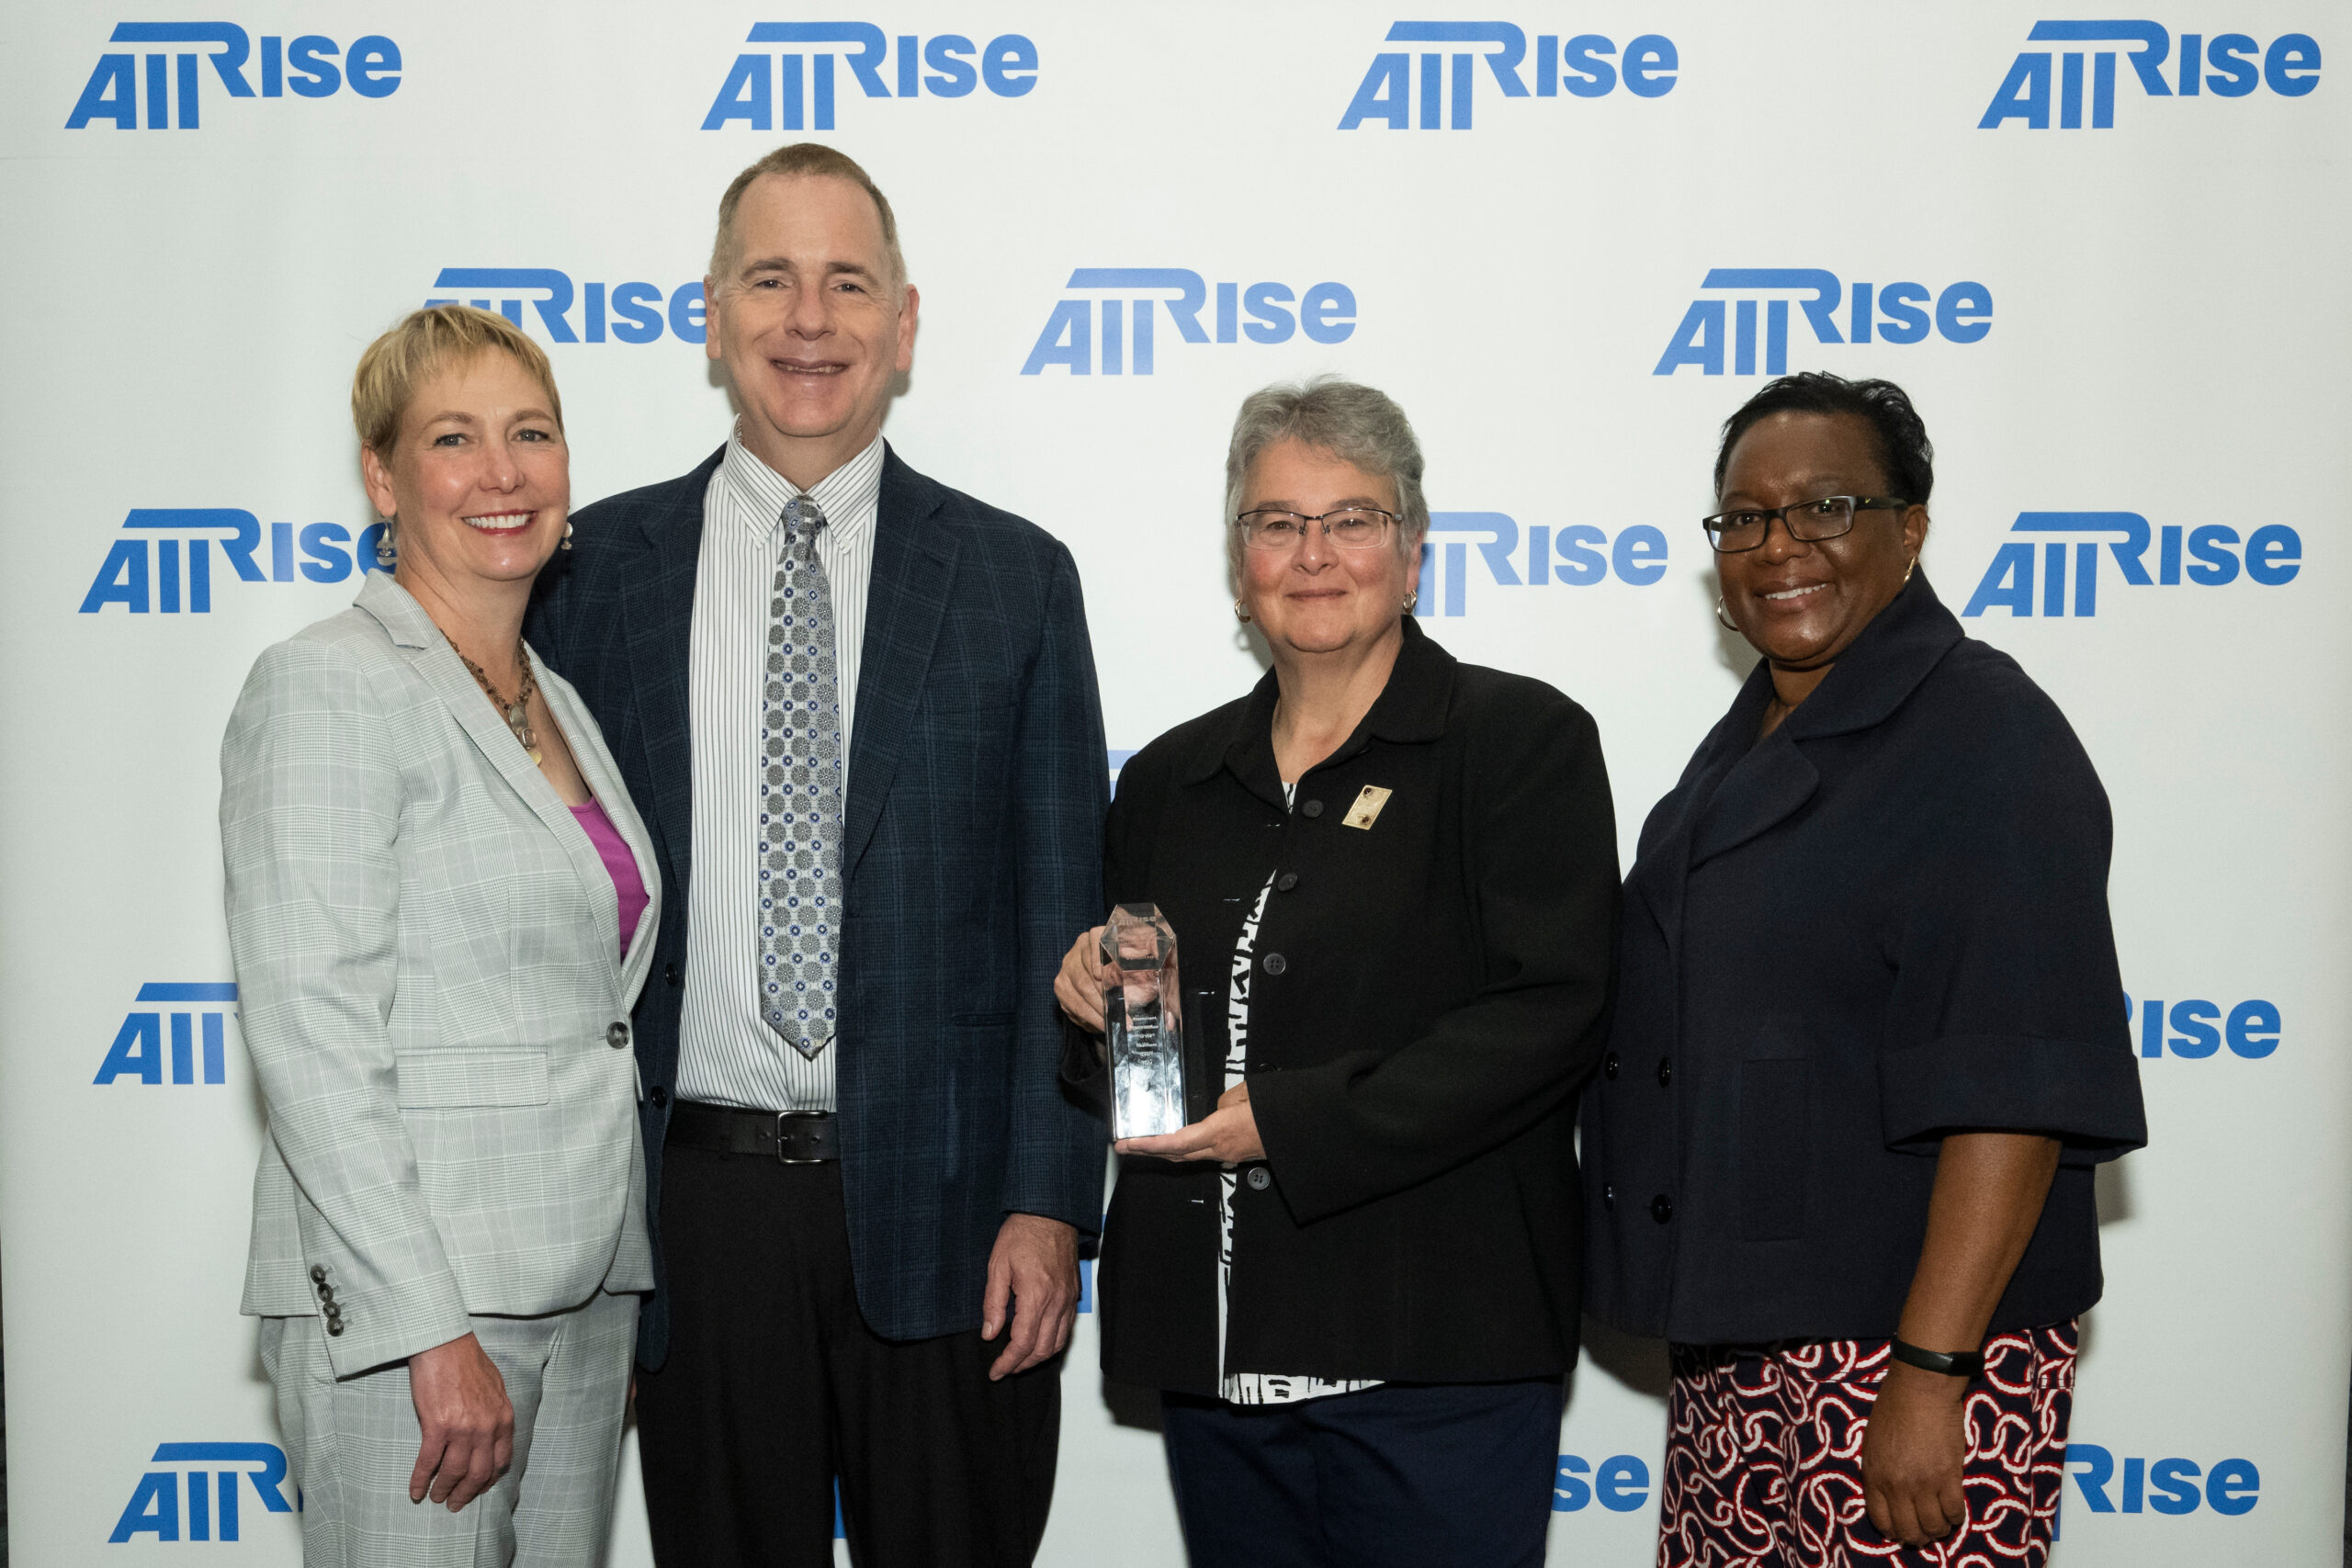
[1116,1081,1266,1165]
[1054,926,1110,1035]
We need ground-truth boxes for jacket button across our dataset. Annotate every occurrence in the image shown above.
[1657,1057,1673,1088]
[650,1085,671,1109]
[1246,1167,1272,1191]
[309,1265,327,1283]
[1602,1052,1619,1081]
[1275,872,1298,892]
[327,1321,345,1337]
[1602,1184,1615,1208]
[664,963,681,988]
[607,1021,630,1049]
[1300,799,1324,818]
[323,1303,343,1321]
[1650,1194,1674,1224]
[1262,953,1286,976]
[316,1282,334,1301]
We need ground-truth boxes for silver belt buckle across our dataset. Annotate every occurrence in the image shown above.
[773,1110,827,1164]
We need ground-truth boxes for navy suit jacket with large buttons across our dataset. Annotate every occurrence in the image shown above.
[1580,573,2147,1347]
[1087,619,1620,1394]
[527,444,1110,1365]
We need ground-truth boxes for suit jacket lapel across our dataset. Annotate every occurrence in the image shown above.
[540,670,663,1003]
[843,449,955,879]
[1685,573,1965,870]
[356,573,611,910]
[619,449,718,896]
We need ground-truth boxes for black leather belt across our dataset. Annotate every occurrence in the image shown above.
[668,1100,841,1163]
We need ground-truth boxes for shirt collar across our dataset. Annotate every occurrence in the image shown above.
[1177,616,1458,792]
[1701,570,1966,771]
[718,427,886,543]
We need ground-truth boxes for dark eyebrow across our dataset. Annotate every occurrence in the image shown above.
[1718,473,1868,505]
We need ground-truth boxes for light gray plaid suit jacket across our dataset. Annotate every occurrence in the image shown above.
[221,570,661,1378]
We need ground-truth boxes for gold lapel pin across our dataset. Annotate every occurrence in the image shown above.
[1343,785,1393,830]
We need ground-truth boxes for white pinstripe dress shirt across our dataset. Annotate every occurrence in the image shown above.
[673,430,885,1111]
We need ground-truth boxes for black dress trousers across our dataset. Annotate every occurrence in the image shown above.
[634,1144,1060,1568]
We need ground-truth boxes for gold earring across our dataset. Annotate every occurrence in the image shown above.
[1903,555,1917,585]
[560,518,575,552]
[1234,599,1252,623]
[1402,592,1417,613]
[1715,596,1738,631]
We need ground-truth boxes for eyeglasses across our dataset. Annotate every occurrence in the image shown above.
[1700,496,1910,555]
[1235,508,1402,552]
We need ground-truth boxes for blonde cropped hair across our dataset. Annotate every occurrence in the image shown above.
[709,141,907,292]
[351,304,563,457]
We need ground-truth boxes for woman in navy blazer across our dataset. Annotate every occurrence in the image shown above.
[1581,374,2145,1568]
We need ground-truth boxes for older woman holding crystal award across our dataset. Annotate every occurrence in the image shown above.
[1054,378,1620,1568]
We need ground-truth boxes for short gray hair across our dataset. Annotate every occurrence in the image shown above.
[1223,378,1429,585]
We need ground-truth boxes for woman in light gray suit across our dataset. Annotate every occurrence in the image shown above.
[221,305,661,1566]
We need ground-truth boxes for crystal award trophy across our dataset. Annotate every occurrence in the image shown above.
[1102,903,1185,1140]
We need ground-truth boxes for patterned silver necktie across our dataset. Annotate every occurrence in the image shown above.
[757,495,842,1059]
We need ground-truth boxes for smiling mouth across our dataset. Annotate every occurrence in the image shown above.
[1760,583,1829,603]
[774,358,849,377]
[462,511,534,533]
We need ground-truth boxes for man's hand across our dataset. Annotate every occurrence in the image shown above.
[1861,1361,1970,1545]
[1117,1081,1264,1165]
[982,1213,1080,1382]
[1052,927,1110,1035]
[407,1332,513,1510]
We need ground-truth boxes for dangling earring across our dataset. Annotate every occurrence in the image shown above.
[1233,599,1252,623]
[560,518,575,552]
[1715,596,1738,631]
[375,517,398,570]
[1902,554,1917,586]
[1402,592,1418,613]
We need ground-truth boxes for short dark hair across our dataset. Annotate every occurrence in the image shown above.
[1713,372,1934,506]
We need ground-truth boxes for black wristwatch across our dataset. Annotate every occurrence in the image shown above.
[1890,1338,1983,1378]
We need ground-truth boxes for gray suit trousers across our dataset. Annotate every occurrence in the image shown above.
[260,1291,638,1567]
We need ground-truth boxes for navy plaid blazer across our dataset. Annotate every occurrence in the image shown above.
[526,443,1110,1363]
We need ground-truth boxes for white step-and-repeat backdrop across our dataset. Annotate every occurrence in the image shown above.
[2,2,2346,1562]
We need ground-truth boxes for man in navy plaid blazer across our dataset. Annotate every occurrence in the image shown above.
[526,144,1108,1567]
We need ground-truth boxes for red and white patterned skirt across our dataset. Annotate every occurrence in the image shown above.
[1657,1323,2076,1568]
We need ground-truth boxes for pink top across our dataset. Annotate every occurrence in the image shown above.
[570,799,649,960]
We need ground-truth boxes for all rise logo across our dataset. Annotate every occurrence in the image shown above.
[1980,21,2320,129]
[1022,271,1356,377]
[96,983,239,1087]
[1340,23,1678,128]
[704,23,1038,130]
[1960,512,2301,618]
[1418,513,1668,617]
[79,511,382,615]
[1656,271,1992,378]
[111,1443,297,1542]
[66,24,400,129]
[2065,1445,2258,1519]
[2124,990,2279,1062]
[1553,1452,1651,1513]
[426,270,706,346]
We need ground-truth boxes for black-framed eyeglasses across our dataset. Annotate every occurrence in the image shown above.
[1700,496,1910,555]
[1235,507,1402,552]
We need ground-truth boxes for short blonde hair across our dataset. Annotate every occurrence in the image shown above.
[351,304,563,457]
[709,142,907,292]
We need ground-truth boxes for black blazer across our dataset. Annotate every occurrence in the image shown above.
[527,445,1111,1364]
[1580,574,2148,1347]
[1087,619,1619,1395]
